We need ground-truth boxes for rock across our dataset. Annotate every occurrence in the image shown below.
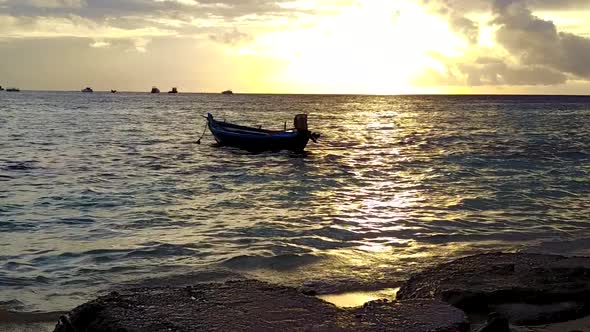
[54,280,469,332]
[492,302,586,326]
[397,253,590,325]
[351,299,469,332]
[476,312,510,332]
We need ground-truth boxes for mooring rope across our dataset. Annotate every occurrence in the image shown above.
[196,120,208,144]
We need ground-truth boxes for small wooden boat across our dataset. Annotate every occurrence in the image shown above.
[168,87,178,94]
[151,87,160,93]
[221,90,233,95]
[81,87,93,93]
[6,87,20,92]
[206,113,319,152]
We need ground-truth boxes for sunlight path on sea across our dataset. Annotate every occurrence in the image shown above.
[0,92,589,312]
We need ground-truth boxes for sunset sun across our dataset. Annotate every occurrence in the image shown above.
[232,0,466,94]
[2,0,590,94]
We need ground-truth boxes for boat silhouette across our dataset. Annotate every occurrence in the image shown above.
[168,87,178,94]
[151,87,160,93]
[81,87,93,93]
[206,113,320,152]
[221,90,233,95]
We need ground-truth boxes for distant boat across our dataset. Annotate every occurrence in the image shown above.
[221,90,233,95]
[151,87,160,93]
[206,113,320,152]
[6,87,20,92]
[0,86,4,91]
[168,87,178,94]
[111,90,117,93]
[81,87,93,93]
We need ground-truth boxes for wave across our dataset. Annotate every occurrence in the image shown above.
[221,253,322,271]
[0,161,39,171]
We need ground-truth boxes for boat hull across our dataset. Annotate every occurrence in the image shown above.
[207,114,310,152]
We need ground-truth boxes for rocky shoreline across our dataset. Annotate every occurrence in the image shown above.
[52,253,590,331]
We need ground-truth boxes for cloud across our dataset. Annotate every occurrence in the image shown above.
[528,0,590,10]
[0,14,176,39]
[209,28,251,45]
[417,54,567,86]
[493,0,590,78]
[132,37,150,52]
[449,14,479,44]
[422,0,590,13]
[420,0,483,43]
[0,0,300,21]
[416,0,590,87]
[89,40,109,48]
[2,0,590,92]
[0,0,86,9]
[0,0,324,50]
[463,59,567,85]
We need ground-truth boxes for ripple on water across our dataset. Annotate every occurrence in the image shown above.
[0,160,39,171]
[0,93,589,313]
[221,253,322,271]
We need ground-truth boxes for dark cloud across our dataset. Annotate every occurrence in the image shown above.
[209,28,251,45]
[421,0,590,43]
[449,15,479,44]
[418,0,590,87]
[493,0,590,78]
[528,0,590,10]
[420,0,483,43]
[461,60,567,85]
[418,54,567,86]
[423,0,590,13]
[0,0,297,21]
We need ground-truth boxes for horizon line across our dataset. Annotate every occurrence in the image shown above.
[3,89,590,97]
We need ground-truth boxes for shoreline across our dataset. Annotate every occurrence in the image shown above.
[5,253,590,331]
[3,302,590,332]
[4,289,590,332]
[0,310,62,332]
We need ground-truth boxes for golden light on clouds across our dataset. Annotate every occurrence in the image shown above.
[2,0,590,93]
[231,0,467,94]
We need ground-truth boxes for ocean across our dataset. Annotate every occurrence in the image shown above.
[1,91,589,314]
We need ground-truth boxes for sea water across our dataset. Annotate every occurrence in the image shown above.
[1,92,589,313]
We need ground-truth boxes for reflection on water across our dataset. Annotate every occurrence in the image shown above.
[0,92,589,312]
[318,287,399,307]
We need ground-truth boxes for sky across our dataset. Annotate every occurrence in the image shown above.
[1,0,590,94]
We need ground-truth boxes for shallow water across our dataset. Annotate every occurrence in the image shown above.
[1,92,589,312]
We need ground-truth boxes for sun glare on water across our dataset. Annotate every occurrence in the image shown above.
[235,0,464,94]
